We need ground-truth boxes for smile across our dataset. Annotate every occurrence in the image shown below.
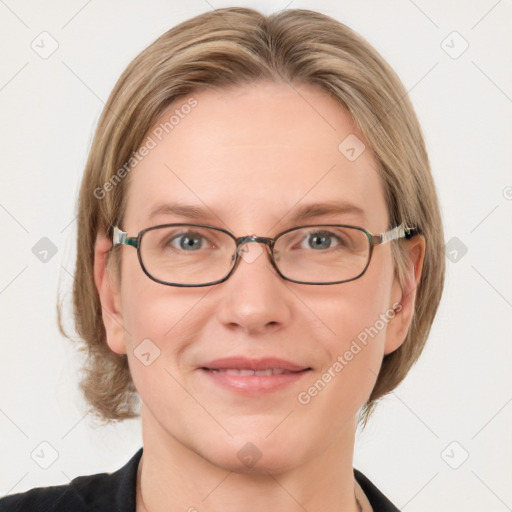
[199,359,311,394]
[206,368,300,376]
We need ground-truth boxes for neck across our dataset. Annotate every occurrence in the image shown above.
[136,406,364,512]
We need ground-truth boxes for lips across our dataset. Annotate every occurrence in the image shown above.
[199,357,311,395]
[209,368,295,376]
[200,357,311,373]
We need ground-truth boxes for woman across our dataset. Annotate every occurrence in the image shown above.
[0,7,444,511]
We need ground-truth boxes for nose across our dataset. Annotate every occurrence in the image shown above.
[215,239,292,335]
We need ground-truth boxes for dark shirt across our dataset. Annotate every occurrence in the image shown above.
[0,448,400,511]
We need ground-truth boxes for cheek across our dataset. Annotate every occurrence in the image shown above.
[296,304,393,427]
[305,257,396,404]
[120,252,194,339]
[317,264,394,357]
[118,258,209,394]
[118,274,204,416]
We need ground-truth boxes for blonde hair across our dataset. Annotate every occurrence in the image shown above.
[59,7,445,427]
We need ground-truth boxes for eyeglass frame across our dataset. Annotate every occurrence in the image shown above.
[111,223,418,287]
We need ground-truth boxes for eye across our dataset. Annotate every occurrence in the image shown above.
[168,231,209,251]
[300,230,343,250]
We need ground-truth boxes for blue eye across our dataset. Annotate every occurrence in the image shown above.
[301,231,342,250]
[170,232,205,251]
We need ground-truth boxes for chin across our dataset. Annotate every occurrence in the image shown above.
[200,434,308,475]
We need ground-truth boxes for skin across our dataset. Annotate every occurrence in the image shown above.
[94,81,424,512]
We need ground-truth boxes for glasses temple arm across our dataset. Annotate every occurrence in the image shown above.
[376,224,418,245]
[112,226,139,247]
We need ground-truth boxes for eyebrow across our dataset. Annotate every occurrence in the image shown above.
[147,200,367,224]
[148,203,215,221]
[288,201,366,223]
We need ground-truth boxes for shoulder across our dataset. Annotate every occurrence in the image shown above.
[354,468,401,512]
[0,448,143,512]
[0,476,104,512]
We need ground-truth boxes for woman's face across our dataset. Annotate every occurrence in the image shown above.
[97,81,420,473]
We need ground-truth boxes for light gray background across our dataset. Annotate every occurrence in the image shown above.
[1,1,511,510]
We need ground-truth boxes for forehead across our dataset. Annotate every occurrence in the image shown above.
[123,81,388,233]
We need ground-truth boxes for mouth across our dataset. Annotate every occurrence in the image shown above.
[200,356,311,373]
[199,357,312,395]
[205,368,305,376]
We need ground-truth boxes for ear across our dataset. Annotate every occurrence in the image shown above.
[93,231,127,355]
[384,235,425,355]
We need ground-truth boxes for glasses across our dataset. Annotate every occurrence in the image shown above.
[112,223,417,287]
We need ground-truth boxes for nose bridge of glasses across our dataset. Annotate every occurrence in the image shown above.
[233,235,274,265]
[236,235,273,250]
